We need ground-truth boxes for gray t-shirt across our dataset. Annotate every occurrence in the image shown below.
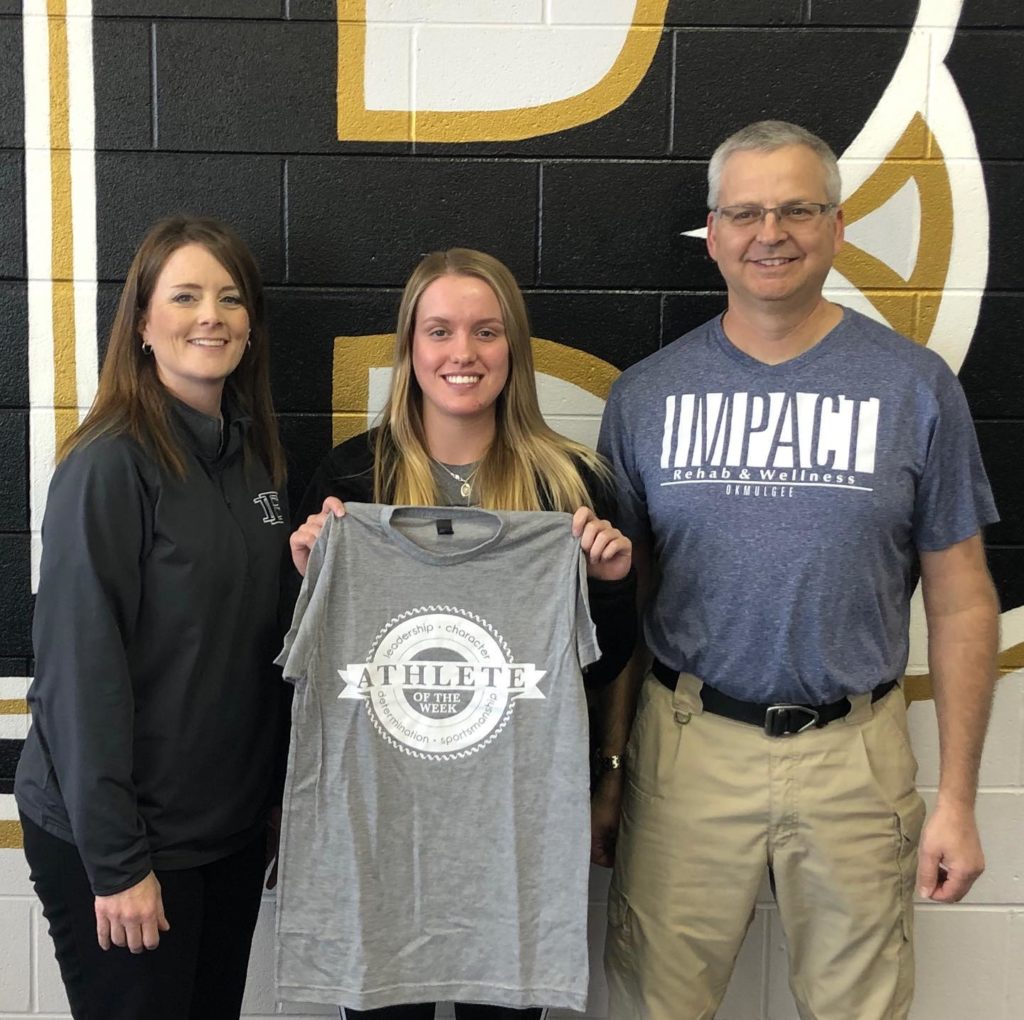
[275,504,599,1011]
[599,307,998,704]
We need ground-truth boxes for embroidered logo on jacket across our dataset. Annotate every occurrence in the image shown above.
[253,491,285,525]
[338,606,546,759]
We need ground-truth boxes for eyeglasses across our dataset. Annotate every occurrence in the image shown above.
[713,203,837,228]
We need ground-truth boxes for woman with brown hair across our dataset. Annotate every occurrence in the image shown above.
[288,248,635,1020]
[16,215,288,1019]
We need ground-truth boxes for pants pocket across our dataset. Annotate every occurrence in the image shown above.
[623,676,673,804]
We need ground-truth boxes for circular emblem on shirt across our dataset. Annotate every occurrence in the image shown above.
[337,606,546,759]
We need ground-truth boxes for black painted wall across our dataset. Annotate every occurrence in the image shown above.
[1,1,1022,791]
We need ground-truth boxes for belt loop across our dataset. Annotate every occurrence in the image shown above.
[672,672,703,723]
[844,690,873,725]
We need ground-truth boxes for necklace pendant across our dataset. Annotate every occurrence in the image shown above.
[460,481,472,499]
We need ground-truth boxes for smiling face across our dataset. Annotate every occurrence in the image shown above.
[706,144,844,316]
[138,242,250,416]
[411,273,511,439]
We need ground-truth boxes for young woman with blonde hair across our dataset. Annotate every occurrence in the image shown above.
[289,248,636,1020]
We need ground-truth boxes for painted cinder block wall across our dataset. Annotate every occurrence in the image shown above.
[1,2,1023,1017]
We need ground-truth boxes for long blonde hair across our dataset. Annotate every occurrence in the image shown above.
[60,216,286,486]
[374,248,607,510]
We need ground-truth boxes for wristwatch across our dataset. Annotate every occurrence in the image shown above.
[592,749,624,777]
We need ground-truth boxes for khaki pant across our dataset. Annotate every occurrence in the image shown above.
[605,674,925,1020]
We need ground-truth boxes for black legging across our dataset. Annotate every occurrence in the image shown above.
[21,813,266,1020]
[340,1004,545,1020]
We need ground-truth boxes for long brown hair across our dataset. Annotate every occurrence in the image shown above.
[374,248,607,511]
[60,216,286,485]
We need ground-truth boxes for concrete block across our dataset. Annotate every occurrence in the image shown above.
[94,1,279,15]
[661,293,732,347]
[909,907,1012,1019]
[0,898,31,1012]
[0,153,25,280]
[0,19,21,148]
[371,1,543,22]
[0,412,28,532]
[291,1,338,20]
[907,671,1024,789]
[0,846,34,896]
[978,421,1024,544]
[959,1,1024,26]
[412,29,672,160]
[156,21,340,155]
[980,163,1024,290]
[946,30,1024,157]
[672,27,910,160]
[93,20,151,151]
[1006,909,1024,1015]
[540,162,712,290]
[805,0,920,26]
[958,294,1024,418]
[526,290,662,372]
[266,288,401,413]
[94,153,284,284]
[550,0,655,25]
[663,2,804,26]
[412,24,633,111]
[0,285,27,408]
[287,158,537,287]
[0,536,31,659]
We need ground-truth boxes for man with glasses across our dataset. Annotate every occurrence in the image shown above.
[594,121,999,1020]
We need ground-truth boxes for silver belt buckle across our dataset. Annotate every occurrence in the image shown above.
[764,704,820,737]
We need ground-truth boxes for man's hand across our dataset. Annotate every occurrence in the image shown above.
[94,872,169,952]
[917,801,985,902]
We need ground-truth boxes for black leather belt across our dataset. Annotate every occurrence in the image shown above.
[651,659,898,738]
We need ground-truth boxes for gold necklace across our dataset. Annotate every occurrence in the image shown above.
[434,460,480,501]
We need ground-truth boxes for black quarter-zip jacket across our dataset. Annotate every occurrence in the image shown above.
[16,401,289,895]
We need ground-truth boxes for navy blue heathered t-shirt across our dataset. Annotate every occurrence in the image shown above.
[599,307,998,704]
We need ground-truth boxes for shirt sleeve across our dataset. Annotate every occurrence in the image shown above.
[28,440,153,895]
[913,365,1000,551]
[276,512,336,683]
